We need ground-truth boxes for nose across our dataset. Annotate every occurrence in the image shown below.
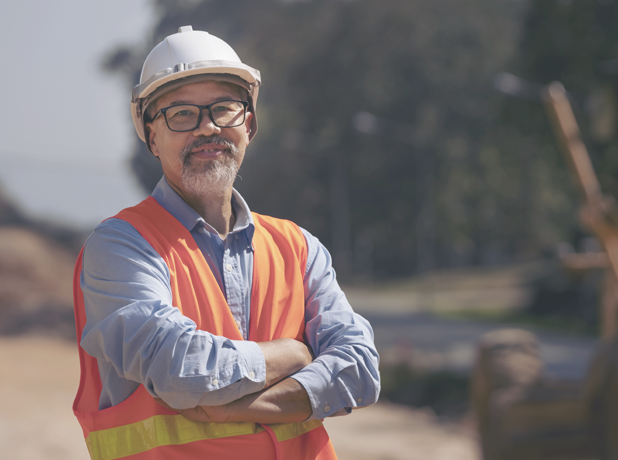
[193,109,222,137]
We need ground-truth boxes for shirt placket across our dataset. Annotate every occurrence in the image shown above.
[222,235,247,339]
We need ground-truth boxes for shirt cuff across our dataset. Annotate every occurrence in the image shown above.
[195,340,266,407]
[235,339,266,392]
[291,361,349,420]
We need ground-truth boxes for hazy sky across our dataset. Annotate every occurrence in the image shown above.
[0,0,157,229]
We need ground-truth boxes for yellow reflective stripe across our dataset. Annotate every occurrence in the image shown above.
[85,415,323,460]
[86,415,263,460]
[269,419,323,442]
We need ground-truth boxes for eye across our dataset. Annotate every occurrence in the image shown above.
[167,106,198,119]
[212,104,233,113]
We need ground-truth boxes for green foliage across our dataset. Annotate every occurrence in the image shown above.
[105,0,618,277]
[496,0,618,256]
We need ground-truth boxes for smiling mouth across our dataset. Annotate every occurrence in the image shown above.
[181,137,238,166]
[188,147,228,162]
[192,145,228,154]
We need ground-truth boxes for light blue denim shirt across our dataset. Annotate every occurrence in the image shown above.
[80,176,380,419]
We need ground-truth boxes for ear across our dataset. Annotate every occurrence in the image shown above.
[244,112,254,146]
[146,122,160,158]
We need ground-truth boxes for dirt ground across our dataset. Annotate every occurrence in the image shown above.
[0,335,480,460]
[325,403,480,460]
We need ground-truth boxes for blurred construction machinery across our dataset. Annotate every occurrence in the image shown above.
[473,82,618,460]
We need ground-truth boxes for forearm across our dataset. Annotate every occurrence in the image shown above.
[257,338,313,388]
[84,307,266,409]
[224,378,312,423]
[175,377,312,424]
[81,220,266,410]
[292,340,380,419]
[297,228,381,420]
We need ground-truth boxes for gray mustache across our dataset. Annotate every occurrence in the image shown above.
[181,136,237,164]
[188,136,236,151]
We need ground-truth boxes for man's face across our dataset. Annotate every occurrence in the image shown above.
[146,80,253,197]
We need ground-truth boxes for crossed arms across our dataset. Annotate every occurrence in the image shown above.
[80,218,380,422]
[157,338,315,423]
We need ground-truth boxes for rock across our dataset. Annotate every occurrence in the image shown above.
[0,227,76,339]
[472,328,592,460]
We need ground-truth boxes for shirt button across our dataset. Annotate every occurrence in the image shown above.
[248,371,255,379]
[324,405,331,413]
[235,234,239,240]
[357,397,363,404]
[198,227,206,234]
[212,379,219,386]
[226,264,233,272]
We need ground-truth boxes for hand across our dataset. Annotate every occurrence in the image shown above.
[178,405,230,423]
[154,398,230,423]
[156,377,312,424]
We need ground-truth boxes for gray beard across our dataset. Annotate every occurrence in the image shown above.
[179,137,241,196]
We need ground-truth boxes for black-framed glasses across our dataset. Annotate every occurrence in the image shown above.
[152,100,249,132]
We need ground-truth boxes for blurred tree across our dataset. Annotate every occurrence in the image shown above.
[487,0,618,323]
[110,0,607,278]
[490,0,618,263]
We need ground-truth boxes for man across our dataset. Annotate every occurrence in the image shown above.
[73,26,380,460]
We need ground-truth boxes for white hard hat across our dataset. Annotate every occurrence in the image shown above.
[131,25,261,146]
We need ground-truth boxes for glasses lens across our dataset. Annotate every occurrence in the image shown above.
[211,101,246,127]
[165,105,201,131]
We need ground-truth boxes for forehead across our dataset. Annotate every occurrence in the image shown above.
[155,80,244,109]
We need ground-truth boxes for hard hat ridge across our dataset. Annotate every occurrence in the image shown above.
[131,25,261,147]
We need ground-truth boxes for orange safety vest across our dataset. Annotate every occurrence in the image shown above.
[73,197,338,460]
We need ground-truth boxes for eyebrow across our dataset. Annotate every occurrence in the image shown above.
[165,96,237,107]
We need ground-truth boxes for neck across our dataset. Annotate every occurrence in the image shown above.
[169,181,236,238]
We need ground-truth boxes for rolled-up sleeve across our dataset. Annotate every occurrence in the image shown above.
[290,229,381,420]
[80,218,266,410]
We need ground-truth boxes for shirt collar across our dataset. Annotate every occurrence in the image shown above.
[151,176,255,238]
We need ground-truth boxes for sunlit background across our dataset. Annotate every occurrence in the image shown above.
[3,0,618,459]
[0,0,150,228]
